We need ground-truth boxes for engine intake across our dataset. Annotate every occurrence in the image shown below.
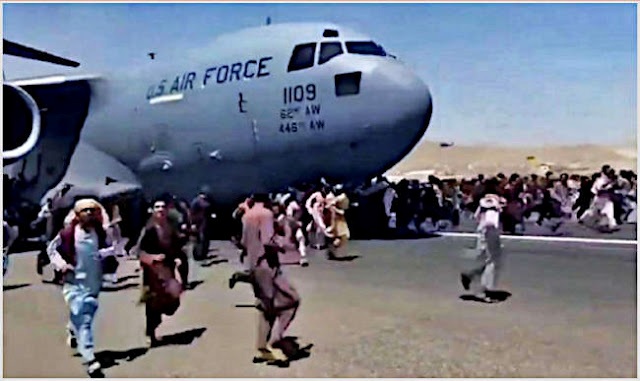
[3,83,41,163]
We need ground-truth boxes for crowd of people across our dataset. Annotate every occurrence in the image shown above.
[2,163,636,377]
[345,165,637,237]
[23,185,350,376]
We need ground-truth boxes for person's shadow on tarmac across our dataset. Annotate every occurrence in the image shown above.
[86,327,208,370]
[459,290,512,303]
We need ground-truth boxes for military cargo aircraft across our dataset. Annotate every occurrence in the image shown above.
[4,22,433,207]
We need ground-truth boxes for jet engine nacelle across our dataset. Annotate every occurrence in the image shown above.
[3,83,41,165]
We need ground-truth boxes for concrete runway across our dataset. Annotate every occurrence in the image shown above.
[3,235,637,378]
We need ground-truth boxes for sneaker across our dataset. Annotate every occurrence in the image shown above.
[253,347,288,364]
[86,360,104,378]
[266,347,289,367]
[299,258,309,267]
[252,348,274,363]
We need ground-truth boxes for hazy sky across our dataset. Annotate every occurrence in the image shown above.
[3,3,637,147]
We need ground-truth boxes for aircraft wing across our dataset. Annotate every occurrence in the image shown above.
[4,39,80,67]
[4,74,101,206]
[41,141,142,209]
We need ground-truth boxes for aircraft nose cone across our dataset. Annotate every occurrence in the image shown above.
[345,61,433,178]
[383,63,431,118]
[421,85,434,134]
[371,61,433,142]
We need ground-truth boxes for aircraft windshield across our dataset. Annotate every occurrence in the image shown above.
[319,42,343,65]
[345,41,387,57]
[288,43,317,72]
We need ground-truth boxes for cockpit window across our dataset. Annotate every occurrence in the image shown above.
[287,43,316,72]
[319,42,343,65]
[323,29,339,38]
[345,41,387,57]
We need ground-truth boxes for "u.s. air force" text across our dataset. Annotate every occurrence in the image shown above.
[146,56,272,99]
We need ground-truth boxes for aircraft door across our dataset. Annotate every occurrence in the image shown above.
[235,83,259,160]
[233,83,270,192]
[199,81,259,164]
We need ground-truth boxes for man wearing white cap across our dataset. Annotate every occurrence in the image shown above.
[472,194,503,252]
[46,198,114,377]
[461,194,504,303]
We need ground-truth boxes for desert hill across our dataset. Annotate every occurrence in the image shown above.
[386,141,637,181]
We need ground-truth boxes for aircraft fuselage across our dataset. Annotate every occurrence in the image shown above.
[77,23,433,204]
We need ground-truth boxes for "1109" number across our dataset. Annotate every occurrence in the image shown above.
[283,84,316,104]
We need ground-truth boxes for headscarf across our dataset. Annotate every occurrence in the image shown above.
[63,198,111,229]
